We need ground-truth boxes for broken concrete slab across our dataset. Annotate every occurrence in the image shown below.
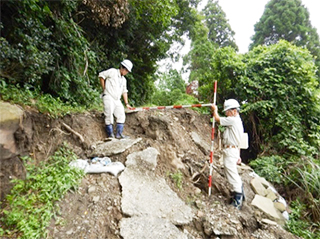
[119,167,193,225]
[119,147,193,225]
[274,202,286,212]
[87,138,142,157]
[125,147,159,171]
[265,188,278,201]
[251,195,282,221]
[250,177,268,196]
[120,216,188,239]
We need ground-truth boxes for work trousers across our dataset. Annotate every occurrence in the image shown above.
[103,94,125,125]
[223,148,242,193]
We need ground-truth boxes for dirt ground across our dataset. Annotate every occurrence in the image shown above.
[0,107,299,238]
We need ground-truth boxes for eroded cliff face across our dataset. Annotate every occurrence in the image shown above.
[0,102,299,239]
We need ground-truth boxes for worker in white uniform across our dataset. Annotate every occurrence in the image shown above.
[212,99,245,209]
[98,59,133,139]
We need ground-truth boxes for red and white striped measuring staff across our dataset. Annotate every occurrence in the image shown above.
[208,81,217,196]
[126,103,213,112]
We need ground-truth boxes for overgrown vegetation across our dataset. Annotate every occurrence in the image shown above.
[0,81,102,116]
[0,144,85,238]
[1,0,320,237]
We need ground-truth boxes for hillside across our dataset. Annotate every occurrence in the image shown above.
[0,102,300,238]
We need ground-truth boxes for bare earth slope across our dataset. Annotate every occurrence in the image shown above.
[0,105,300,239]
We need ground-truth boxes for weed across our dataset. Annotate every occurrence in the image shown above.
[0,143,85,239]
[0,82,101,117]
[168,170,183,190]
[286,199,320,239]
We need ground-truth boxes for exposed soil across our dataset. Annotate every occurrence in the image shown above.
[0,107,299,239]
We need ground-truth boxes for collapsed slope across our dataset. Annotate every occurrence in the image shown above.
[0,104,299,238]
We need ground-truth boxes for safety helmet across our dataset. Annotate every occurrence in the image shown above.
[121,59,133,72]
[223,99,240,112]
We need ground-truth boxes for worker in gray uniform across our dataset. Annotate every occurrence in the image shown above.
[98,59,133,139]
[212,99,245,209]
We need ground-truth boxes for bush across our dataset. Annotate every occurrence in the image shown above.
[0,143,85,238]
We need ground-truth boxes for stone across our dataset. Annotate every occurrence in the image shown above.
[0,101,24,159]
[190,131,210,155]
[265,189,277,201]
[125,147,159,171]
[274,202,286,212]
[261,218,278,226]
[250,177,267,196]
[251,195,281,221]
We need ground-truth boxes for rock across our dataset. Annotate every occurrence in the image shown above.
[88,186,96,194]
[251,195,283,222]
[0,101,24,159]
[274,202,286,212]
[250,177,267,196]
[261,218,278,226]
[125,147,159,171]
[191,131,210,155]
[265,188,277,201]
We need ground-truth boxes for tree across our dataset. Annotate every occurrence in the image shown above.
[183,0,239,103]
[0,0,201,106]
[237,40,319,157]
[152,69,194,106]
[250,0,320,78]
[202,0,238,50]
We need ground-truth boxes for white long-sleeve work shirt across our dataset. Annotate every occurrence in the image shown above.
[98,68,128,101]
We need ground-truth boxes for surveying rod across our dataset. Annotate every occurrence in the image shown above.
[208,81,217,196]
[125,103,213,113]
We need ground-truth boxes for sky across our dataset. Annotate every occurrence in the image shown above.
[159,0,320,78]
[209,0,320,53]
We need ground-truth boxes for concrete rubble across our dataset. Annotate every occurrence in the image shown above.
[119,147,194,238]
[249,173,288,224]
[87,138,142,157]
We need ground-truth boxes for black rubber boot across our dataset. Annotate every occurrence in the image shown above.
[231,192,243,210]
[116,123,129,139]
[242,185,246,202]
[105,124,114,138]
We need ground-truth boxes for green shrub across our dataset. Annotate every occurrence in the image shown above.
[168,170,183,189]
[249,155,286,184]
[0,143,85,239]
[286,199,320,239]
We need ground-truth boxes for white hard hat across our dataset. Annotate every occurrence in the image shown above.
[121,59,133,72]
[223,99,240,112]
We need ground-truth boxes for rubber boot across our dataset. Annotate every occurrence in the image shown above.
[231,192,243,210]
[116,123,129,139]
[105,124,114,138]
[242,185,246,202]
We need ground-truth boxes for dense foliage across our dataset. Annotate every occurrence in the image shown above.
[0,0,200,107]
[1,0,320,237]
[202,0,238,50]
[152,69,198,106]
[209,40,320,237]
